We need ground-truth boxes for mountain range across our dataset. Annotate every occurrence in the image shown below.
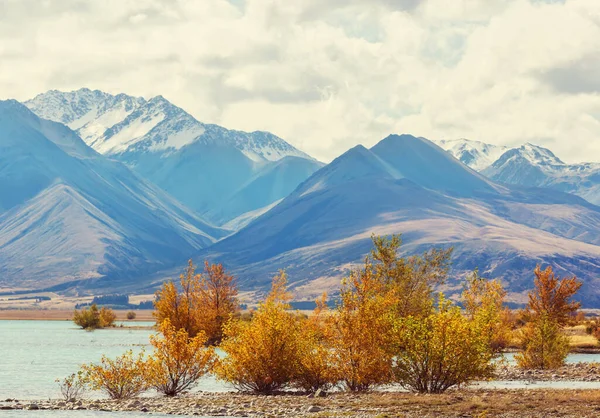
[437,139,600,206]
[2,89,600,305]
[25,89,323,225]
[0,99,225,290]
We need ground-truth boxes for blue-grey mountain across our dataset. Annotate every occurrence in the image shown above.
[25,89,323,225]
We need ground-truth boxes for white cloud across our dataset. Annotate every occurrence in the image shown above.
[0,0,599,163]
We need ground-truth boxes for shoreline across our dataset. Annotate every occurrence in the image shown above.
[4,388,600,417]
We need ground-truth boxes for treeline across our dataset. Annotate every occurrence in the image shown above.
[75,294,153,310]
[62,235,583,400]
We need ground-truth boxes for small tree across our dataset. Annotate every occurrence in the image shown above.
[516,266,582,369]
[127,311,137,320]
[326,235,452,392]
[215,271,303,393]
[56,372,86,401]
[154,260,238,343]
[391,296,495,393]
[146,319,216,396]
[516,314,570,370]
[462,270,511,354]
[80,350,149,399]
[154,260,202,337]
[197,261,239,345]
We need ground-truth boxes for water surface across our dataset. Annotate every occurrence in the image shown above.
[0,320,228,400]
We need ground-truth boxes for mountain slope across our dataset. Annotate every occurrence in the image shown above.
[483,144,600,205]
[0,100,225,290]
[198,134,600,305]
[25,89,320,224]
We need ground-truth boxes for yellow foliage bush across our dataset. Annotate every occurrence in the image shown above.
[515,314,570,370]
[294,294,338,392]
[146,319,216,396]
[215,271,304,393]
[392,296,496,393]
[80,350,149,399]
[73,304,116,330]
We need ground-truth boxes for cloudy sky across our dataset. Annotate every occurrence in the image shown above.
[1,0,599,162]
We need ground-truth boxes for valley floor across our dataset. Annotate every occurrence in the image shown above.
[0,309,155,321]
[4,389,600,417]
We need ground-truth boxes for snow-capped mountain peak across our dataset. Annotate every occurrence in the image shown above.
[435,138,509,171]
[24,89,311,163]
[518,143,564,166]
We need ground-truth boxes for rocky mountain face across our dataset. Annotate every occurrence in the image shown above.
[0,100,225,290]
[25,89,322,224]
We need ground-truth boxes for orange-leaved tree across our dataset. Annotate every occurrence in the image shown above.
[215,271,304,393]
[146,319,216,396]
[516,265,582,369]
[197,261,239,345]
[154,259,238,344]
[327,235,452,392]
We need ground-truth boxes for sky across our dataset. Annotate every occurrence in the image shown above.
[1,0,599,163]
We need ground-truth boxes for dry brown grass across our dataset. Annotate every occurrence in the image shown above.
[0,309,155,321]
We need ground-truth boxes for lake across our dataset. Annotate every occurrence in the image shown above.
[3,320,600,402]
[0,320,229,400]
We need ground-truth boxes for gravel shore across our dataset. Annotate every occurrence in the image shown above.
[496,362,600,381]
[4,388,600,417]
[4,364,600,417]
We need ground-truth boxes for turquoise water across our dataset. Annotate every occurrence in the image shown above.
[0,320,229,400]
[4,320,600,403]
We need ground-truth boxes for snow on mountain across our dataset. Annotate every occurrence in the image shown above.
[25,89,312,162]
[24,89,318,224]
[198,134,600,305]
[435,138,509,171]
[0,100,226,290]
[483,144,600,205]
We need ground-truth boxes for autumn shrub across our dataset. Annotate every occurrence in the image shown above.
[146,319,216,396]
[127,311,137,320]
[462,271,512,354]
[73,304,116,329]
[99,307,116,328]
[215,271,303,393]
[294,294,338,393]
[154,260,238,344]
[515,314,570,370]
[327,281,394,392]
[516,266,582,369]
[80,350,149,399]
[326,235,452,392]
[73,304,101,330]
[392,296,496,393]
[56,372,86,401]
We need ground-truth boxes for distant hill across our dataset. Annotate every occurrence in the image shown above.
[197,135,600,305]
